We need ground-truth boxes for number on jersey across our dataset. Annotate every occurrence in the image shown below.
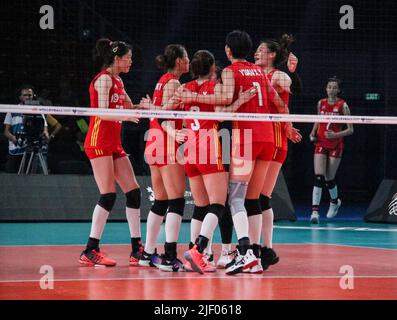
[190,106,200,131]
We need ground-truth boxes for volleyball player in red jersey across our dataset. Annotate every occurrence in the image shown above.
[250,35,302,272]
[176,30,273,275]
[180,50,256,274]
[309,77,353,224]
[79,39,143,267]
[139,44,189,272]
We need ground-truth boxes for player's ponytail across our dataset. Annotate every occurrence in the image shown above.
[190,50,215,79]
[261,33,295,67]
[93,38,132,69]
[155,44,186,71]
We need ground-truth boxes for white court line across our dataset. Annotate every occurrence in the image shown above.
[273,225,397,232]
[2,275,397,284]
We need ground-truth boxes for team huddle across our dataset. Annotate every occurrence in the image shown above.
[78,30,353,275]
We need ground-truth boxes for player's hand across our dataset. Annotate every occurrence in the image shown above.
[309,134,317,143]
[286,123,302,143]
[287,52,298,73]
[238,86,257,105]
[175,128,188,144]
[127,117,140,124]
[325,130,337,139]
[174,87,197,103]
[139,95,154,109]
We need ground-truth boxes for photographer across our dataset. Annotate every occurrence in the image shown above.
[3,85,49,173]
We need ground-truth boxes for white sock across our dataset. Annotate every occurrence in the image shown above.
[165,212,182,243]
[262,209,274,248]
[312,186,322,207]
[231,211,249,240]
[328,185,338,201]
[144,211,164,254]
[126,208,141,238]
[222,243,232,252]
[248,214,262,244]
[89,205,109,239]
[190,218,202,243]
[200,213,218,241]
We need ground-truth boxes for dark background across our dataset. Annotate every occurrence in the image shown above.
[0,0,396,205]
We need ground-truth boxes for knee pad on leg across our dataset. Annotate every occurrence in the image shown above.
[245,199,262,217]
[192,205,209,222]
[168,198,185,217]
[228,181,248,216]
[314,175,325,188]
[125,188,141,209]
[98,193,116,212]
[208,203,225,219]
[151,199,169,217]
[259,194,271,211]
[325,179,336,189]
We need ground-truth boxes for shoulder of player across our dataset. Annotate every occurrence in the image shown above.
[273,70,290,81]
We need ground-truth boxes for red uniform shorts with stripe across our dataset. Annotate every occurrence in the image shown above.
[271,147,288,164]
[232,142,275,161]
[85,146,127,160]
[315,144,343,158]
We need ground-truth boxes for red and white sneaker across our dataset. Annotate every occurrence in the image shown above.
[79,249,116,267]
[129,244,144,266]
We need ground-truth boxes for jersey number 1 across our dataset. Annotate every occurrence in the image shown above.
[253,82,263,107]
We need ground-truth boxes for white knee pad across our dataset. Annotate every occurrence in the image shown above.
[228,181,248,216]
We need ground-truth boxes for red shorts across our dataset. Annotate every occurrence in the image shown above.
[315,144,343,158]
[232,142,274,162]
[271,147,288,164]
[184,162,224,178]
[85,147,127,160]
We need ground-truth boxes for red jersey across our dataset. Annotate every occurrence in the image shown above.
[145,73,183,166]
[317,98,346,149]
[84,70,125,151]
[226,61,273,144]
[183,79,218,131]
[267,69,289,151]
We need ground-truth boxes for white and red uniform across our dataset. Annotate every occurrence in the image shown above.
[144,73,183,167]
[315,98,346,158]
[266,69,289,164]
[84,70,127,160]
[226,61,274,161]
[183,79,224,178]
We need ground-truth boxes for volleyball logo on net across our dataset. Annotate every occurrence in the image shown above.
[388,193,397,216]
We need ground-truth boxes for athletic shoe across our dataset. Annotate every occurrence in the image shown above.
[326,199,342,218]
[184,260,216,273]
[129,245,144,266]
[310,211,320,224]
[243,259,263,274]
[184,245,205,274]
[138,249,161,267]
[203,252,215,267]
[79,249,116,267]
[157,255,184,272]
[261,247,279,271]
[216,249,236,269]
[225,249,258,275]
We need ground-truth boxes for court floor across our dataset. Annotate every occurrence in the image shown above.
[1,212,397,300]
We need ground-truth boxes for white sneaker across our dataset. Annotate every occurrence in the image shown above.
[225,249,258,275]
[203,252,215,267]
[310,211,319,224]
[216,249,235,269]
[243,259,263,274]
[327,199,342,218]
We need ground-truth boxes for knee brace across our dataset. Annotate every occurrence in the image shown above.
[98,193,116,212]
[259,194,271,211]
[192,205,209,222]
[314,175,325,188]
[168,198,185,217]
[228,181,248,216]
[208,203,225,219]
[125,188,141,209]
[245,198,262,217]
[325,179,336,189]
[151,199,169,217]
